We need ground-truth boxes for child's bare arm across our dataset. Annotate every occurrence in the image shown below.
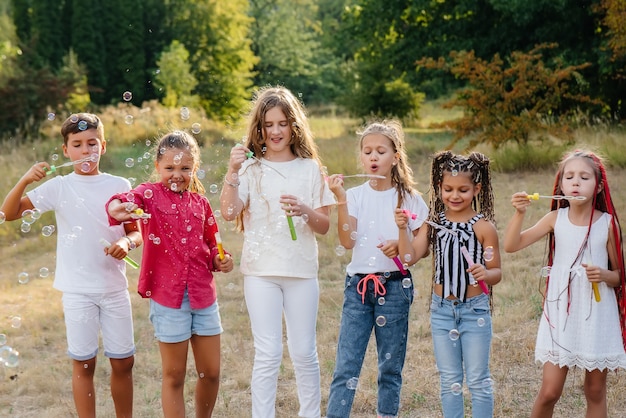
[107,199,136,223]
[504,192,555,252]
[472,220,501,286]
[220,145,247,221]
[395,209,430,266]
[0,163,49,221]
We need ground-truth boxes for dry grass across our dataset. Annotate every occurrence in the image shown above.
[2,115,626,417]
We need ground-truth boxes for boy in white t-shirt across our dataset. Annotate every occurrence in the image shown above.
[0,113,142,417]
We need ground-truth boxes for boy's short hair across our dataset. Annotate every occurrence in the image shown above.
[61,113,105,145]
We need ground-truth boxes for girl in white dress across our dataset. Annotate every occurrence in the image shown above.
[504,149,626,418]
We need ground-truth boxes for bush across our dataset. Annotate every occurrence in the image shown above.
[418,43,604,150]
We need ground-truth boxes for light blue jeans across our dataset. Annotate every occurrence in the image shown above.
[430,292,494,418]
[326,271,413,418]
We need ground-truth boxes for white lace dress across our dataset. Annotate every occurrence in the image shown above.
[535,208,626,371]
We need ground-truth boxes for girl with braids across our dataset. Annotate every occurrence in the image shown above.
[107,130,234,417]
[220,86,334,418]
[504,149,626,418]
[326,119,429,418]
[397,150,501,418]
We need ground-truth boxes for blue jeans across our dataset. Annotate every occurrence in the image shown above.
[326,271,414,418]
[430,293,494,418]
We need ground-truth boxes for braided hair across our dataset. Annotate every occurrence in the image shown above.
[428,150,495,224]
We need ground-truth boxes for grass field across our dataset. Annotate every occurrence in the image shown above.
[1,109,626,417]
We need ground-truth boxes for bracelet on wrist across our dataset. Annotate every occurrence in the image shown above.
[224,177,240,188]
[123,236,136,250]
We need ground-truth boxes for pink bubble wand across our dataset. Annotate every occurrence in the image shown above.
[378,235,407,275]
[460,245,489,295]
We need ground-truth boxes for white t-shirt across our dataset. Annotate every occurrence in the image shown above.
[237,157,335,278]
[345,182,428,275]
[27,172,131,293]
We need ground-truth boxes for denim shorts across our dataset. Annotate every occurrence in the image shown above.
[149,289,223,343]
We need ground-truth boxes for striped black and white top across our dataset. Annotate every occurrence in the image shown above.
[433,212,484,301]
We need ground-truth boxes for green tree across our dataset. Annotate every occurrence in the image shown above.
[70,0,107,104]
[143,0,172,101]
[154,40,199,108]
[9,0,30,45]
[418,44,602,150]
[0,2,21,84]
[169,0,256,122]
[596,0,626,118]
[30,0,65,69]
[338,1,426,118]
[101,0,146,104]
[59,49,91,111]
[0,50,79,140]
[249,0,339,104]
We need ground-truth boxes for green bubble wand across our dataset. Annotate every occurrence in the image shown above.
[99,238,140,269]
[44,155,97,176]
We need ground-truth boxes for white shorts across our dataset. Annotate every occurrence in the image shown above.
[62,289,136,361]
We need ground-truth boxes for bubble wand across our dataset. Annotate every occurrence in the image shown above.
[238,146,294,238]
[526,193,586,201]
[585,257,601,302]
[337,174,386,179]
[99,238,140,269]
[243,150,287,179]
[402,209,458,236]
[285,209,297,240]
[378,235,407,274]
[460,245,490,295]
[44,155,96,176]
[215,232,225,260]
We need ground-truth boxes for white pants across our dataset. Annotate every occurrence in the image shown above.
[244,275,321,418]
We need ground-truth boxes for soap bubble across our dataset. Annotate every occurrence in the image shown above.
[448,329,460,341]
[10,316,22,329]
[122,91,133,101]
[41,225,55,237]
[450,382,462,396]
[18,272,29,284]
[346,377,359,390]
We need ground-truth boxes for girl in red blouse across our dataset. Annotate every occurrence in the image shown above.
[107,130,234,417]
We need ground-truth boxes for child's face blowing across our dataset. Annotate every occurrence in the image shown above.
[359,133,397,185]
[155,148,195,192]
[560,157,598,203]
[62,129,106,175]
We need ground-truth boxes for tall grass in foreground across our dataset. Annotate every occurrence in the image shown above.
[1,114,626,417]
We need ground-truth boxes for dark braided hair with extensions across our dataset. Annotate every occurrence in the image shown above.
[545,149,626,349]
[428,150,496,224]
